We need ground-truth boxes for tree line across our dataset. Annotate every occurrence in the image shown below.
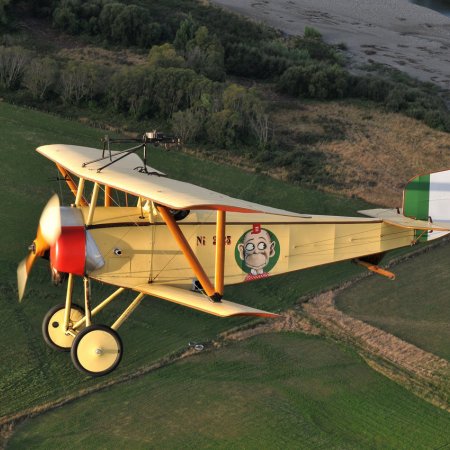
[1,1,449,142]
[0,41,269,149]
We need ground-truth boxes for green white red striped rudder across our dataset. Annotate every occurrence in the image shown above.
[403,169,450,241]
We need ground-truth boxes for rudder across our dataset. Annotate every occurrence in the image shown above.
[403,169,450,241]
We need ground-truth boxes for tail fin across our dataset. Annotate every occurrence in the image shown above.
[403,169,450,241]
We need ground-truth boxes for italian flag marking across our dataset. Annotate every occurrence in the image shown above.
[403,170,450,241]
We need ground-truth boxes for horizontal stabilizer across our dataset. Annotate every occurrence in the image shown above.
[134,284,279,318]
[358,208,450,231]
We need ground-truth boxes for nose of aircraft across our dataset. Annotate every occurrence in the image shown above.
[17,194,62,301]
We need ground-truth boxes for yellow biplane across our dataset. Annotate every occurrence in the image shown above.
[17,133,450,376]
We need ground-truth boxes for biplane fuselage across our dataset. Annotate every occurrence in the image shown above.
[85,206,412,290]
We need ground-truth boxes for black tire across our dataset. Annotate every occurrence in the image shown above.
[170,209,190,221]
[42,303,84,352]
[71,324,123,377]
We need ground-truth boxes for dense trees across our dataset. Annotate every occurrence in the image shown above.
[52,0,163,47]
[174,18,225,81]
[278,63,349,99]
[1,0,449,148]
[109,66,269,148]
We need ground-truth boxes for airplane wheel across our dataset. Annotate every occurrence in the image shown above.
[42,303,84,352]
[169,209,190,221]
[71,325,123,377]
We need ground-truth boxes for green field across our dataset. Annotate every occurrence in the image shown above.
[335,243,450,361]
[8,333,450,450]
[2,102,449,447]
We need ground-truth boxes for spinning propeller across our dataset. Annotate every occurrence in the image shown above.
[17,194,61,301]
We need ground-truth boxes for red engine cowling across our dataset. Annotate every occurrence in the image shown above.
[49,207,104,276]
[50,226,86,276]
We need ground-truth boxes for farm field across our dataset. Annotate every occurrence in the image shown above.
[2,102,449,447]
[335,242,450,361]
[0,102,367,418]
[8,333,450,450]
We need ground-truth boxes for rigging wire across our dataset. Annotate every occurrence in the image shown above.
[150,210,216,285]
[56,168,65,205]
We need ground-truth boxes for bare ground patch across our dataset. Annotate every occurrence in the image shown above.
[303,290,450,411]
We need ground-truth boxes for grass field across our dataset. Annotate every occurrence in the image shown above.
[335,243,450,361]
[0,102,370,419]
[2,102,450,448]
[8,333,450,450]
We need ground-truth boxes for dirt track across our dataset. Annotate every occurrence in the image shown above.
[303,289,450,410]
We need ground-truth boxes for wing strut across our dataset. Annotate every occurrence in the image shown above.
[157,205,223,302]
[215,210,226,296]
[56,164,88,206]
[105,185,112,207]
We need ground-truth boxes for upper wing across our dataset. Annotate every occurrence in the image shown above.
[37,144,310,217]
[359,208,450,231]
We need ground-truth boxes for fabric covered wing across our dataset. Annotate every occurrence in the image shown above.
[37,144,309,217]
[133,284,279,318]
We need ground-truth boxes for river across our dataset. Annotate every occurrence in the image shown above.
[410,0,450,17]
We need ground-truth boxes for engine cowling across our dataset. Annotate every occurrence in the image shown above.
[50,207,104,276]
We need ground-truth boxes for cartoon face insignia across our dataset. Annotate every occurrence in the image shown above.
[235,226,280,281]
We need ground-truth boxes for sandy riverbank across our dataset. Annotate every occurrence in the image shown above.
[211,0,450,90]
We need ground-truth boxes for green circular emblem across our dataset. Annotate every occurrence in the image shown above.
[234,228,280,274]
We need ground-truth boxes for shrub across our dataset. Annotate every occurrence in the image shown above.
[173,15,197,52]
[384,86,409,112]
[148,43,185,68]
[0,0,10,26]
[171,20,226,82]
[206,108,240,148]
[278,63,349,99]
[53,0,81,34]
[292,32,341,63]
[423,110,450,131]
[23,57,58,99]
[0,45,29,90]
[185,26,225,81]
[171,108,204,143]
[225,42,291,79]
[303,26,322,40]
[349,76,391,102]
[58,61,103,105]
[109,66,155,118]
